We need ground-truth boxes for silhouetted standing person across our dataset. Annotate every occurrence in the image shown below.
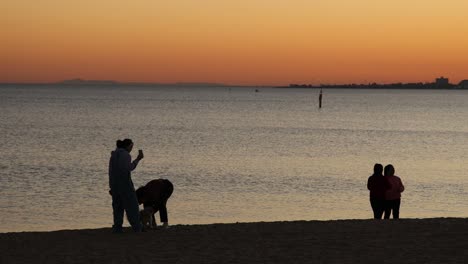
[367,163,387,219]
[319,88,323,108]
[109,138,144,233]
[383,164,405,219]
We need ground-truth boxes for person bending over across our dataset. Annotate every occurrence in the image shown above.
[136,179,174,229]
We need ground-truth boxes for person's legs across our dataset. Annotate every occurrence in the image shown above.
[159,180,173,226]
[151,213,156,227]
[112,193,124,233]
[392,199,401,219]
[159,200,169,223]
[122,190,143,232]
[370,198,380,219]
[376,199,385,219]
[383,200,392,219]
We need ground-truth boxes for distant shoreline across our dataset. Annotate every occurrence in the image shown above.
[275,86,468,90]
[1,82,468,90]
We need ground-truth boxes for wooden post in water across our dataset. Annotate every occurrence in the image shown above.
[319,88,323,108]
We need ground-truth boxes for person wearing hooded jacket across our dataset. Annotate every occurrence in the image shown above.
[109,138,144,233]
[383,164,405,219]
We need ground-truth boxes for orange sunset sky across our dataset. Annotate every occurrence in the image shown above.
[2,0,468,85]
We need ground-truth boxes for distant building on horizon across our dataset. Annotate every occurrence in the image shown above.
[458,80,468,89]
[435,76,449,88]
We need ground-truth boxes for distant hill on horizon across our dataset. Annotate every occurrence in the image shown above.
[0,79,239,87]
[55,79,240,87]
[59,78,118,85]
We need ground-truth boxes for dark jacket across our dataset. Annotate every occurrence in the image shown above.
[136,179,174,208]
[367,174,388,199]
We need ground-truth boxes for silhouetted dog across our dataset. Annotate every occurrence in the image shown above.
[139,207,155,229]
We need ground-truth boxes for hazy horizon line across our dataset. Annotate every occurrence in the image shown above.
[1,77,465,88]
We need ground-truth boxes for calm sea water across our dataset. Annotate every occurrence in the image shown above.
[1,84,467,232]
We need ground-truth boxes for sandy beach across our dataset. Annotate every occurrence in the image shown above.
[1,218,467,264]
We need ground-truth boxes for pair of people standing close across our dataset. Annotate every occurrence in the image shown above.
[367,164,405,219]
[108,139,144,233]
